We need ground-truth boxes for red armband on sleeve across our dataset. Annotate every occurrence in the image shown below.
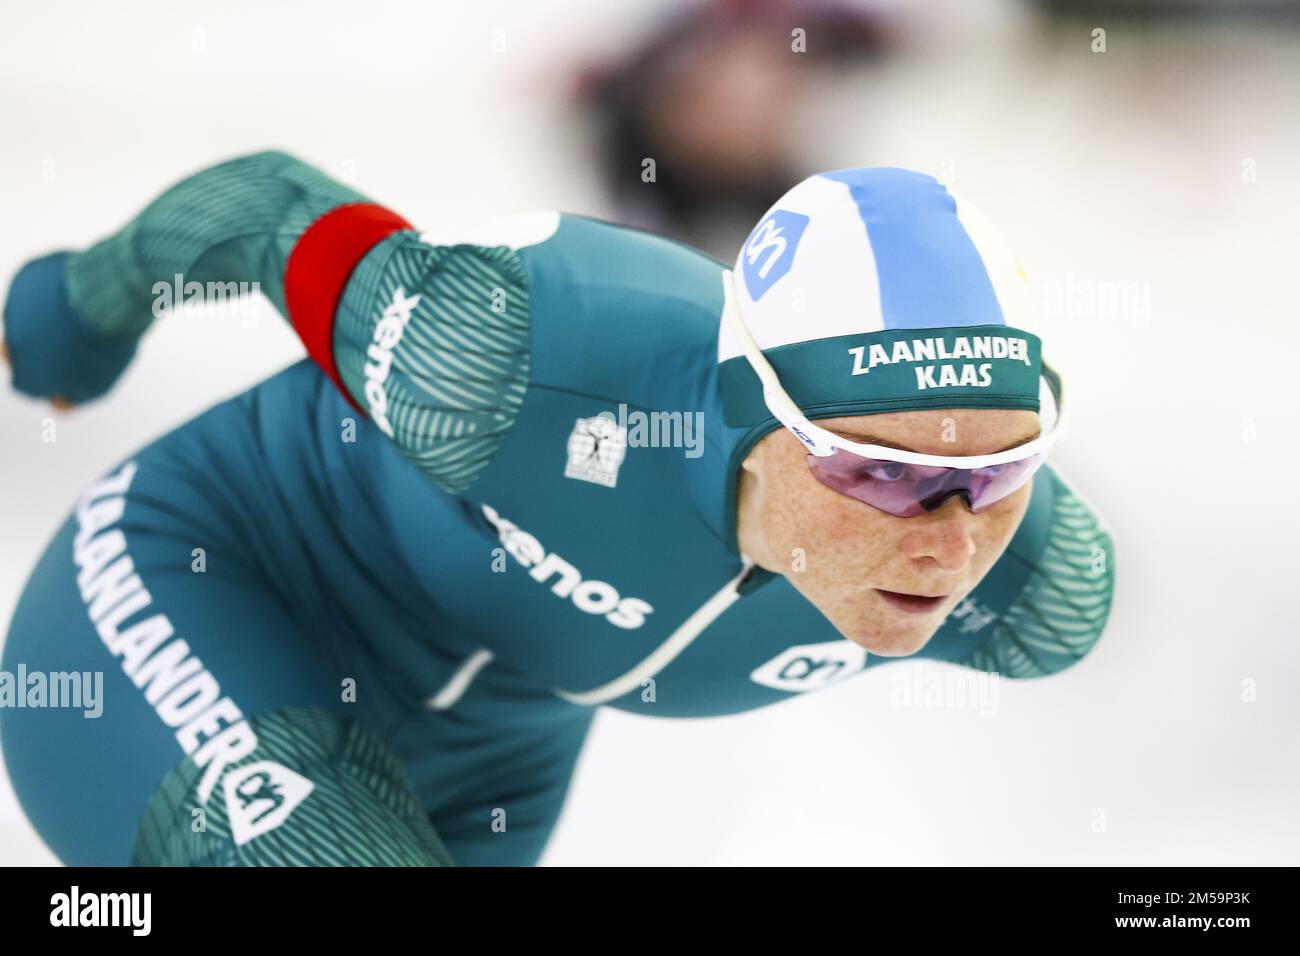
[284,202,414,412]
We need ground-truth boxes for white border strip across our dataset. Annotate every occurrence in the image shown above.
[425,648,496,711]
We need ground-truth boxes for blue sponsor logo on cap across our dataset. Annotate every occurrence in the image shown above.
[741,209,809,301]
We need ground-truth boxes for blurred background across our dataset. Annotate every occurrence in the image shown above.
[1,0,1298,865]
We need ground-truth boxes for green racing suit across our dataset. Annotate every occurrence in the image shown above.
[0,152,1116,866]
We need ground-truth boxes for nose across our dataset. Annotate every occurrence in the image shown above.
[916,470,972,514]
[899,494,977,572]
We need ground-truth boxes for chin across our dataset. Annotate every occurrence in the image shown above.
[842,622,936,657]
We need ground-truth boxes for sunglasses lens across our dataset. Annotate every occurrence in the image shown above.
[805,450,1047,516]
[966,455,1046,512]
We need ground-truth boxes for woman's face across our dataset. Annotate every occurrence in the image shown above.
[736,407,1040,657]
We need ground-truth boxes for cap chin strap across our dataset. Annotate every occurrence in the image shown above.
[721,269,1068,468]
[721,269,834,453]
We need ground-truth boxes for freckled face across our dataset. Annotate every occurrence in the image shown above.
[735,408,1039,656]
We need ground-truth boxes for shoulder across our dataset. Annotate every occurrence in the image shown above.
[454,212,729,402]
[419,210,727,311]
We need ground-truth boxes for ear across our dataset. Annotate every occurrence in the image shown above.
[739,439,766,476]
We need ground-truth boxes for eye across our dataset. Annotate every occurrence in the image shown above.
[862,461,907,482]
[974,463,1004,477]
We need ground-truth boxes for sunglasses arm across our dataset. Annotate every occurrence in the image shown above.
[723,271,841,456]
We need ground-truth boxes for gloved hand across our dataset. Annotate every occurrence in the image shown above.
[2,251,139,407]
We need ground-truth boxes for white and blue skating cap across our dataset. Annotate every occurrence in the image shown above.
[720,167,1050,427]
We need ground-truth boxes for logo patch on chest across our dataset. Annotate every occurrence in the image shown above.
[750,640,868,693]
[564,415,627,488]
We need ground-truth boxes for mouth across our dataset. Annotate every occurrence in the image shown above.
[874,589,950,615]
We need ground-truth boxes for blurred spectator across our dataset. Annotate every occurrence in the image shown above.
[574,0,897,260]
